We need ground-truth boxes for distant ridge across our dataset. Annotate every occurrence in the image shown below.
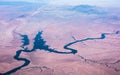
[70,5,105,14]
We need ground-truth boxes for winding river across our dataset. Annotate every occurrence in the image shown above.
[0,31,119,75]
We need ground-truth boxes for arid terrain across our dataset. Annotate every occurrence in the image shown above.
[0,1,120,75]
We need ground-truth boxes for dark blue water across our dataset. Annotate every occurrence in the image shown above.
[0,31,119,75]
[20,34,30,48]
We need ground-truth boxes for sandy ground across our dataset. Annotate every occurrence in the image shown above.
[0,3,120,75]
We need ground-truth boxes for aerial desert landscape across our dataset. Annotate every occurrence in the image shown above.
[0,0,120,75]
